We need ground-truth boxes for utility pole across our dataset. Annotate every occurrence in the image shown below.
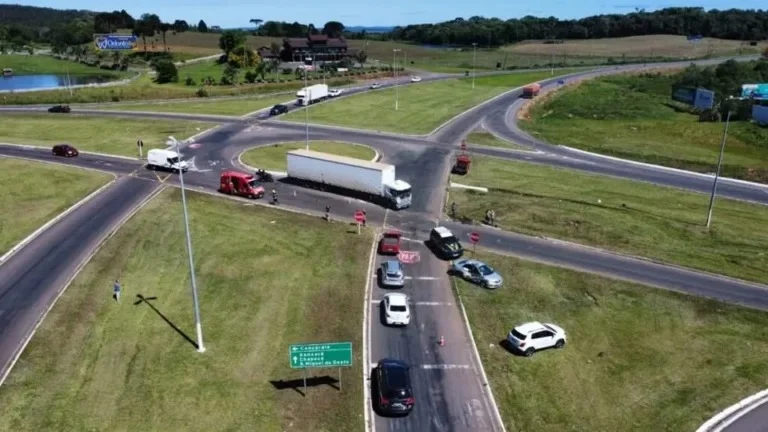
[171,137,205,353]
[472,43,477,90]
[706,110,731,228]
[393,48,400,111]
[304,56,311,150]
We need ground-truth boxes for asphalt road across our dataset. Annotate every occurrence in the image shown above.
[369,240,502,432]
[722,402,768,432]
[0,176,160,385]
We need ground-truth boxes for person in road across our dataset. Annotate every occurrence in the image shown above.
[325,205,331,221]
[113,280,121,303]
[451,201,457,218]
[272,189,279,204]
[362,210,367,227]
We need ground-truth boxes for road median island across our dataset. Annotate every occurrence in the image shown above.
[458,251,768,432]
[281,69,590,135]
[0,158,113,256]
[448,155,768,285]
[240,141,378,172]
[0,114,217,157]
[101,93,293,116]
[0,188,372,431]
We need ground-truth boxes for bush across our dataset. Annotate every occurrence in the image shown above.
[151,59,179,84]
[195,87,209,97]
[184,76,196,86]
[244,70,258,83]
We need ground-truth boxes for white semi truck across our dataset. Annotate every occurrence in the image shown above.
[286,149,412,209]
[296,84,329,106]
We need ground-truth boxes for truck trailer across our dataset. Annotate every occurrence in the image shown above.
[296,84,329,106]
[522,83,541,98]
[286,149,412,209]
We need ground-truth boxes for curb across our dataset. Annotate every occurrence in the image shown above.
[0,177,118,264]
[235,141,381,175]
[697,389,768,432]
[0,182,165,389]
[362,232,378,432]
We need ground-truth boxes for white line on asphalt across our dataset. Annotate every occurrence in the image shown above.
[421,364,472,370]
[370,275,441,280]
[362,234,377,432]
[370,300,453,306]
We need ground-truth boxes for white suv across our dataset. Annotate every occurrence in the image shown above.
[506,321,566,357]
[383,293,410,326]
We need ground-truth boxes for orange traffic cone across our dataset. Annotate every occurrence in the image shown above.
[438,336,445,347]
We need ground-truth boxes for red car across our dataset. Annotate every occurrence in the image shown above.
[378,231,402,255]
[52,144,78,157]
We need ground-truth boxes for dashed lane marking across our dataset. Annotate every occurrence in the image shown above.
[371,275,441,280]
[370,300,453,306]
[369,363,472,370]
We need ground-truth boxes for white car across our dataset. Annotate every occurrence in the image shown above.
[329,88,342,97]
[410,76,421,82]
[383,293,410,326]
[370,83,381,89]
[506,321,566,357]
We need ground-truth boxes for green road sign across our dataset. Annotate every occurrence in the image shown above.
[290,342,353,369]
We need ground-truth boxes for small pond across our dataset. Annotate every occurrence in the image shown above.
[0,74,119,92]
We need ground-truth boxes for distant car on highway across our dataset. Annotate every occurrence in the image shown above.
[383,293,410,326]
[378,231,402,255]
[48,104,70,113]
[329,88,342,97]
[429,226,464,259]
[451,259,503,288]
[51,144,78,157]
[410,76,421,82]
[269,104,288,116]
[374,359,414,415]
[379,260,405,288]
[370,83,381,89]
[506,321,567,357]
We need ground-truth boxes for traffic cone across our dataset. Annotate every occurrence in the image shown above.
[438,336,445,347]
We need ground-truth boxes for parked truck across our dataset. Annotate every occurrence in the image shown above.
[286,149,412,209]
[452,154,471,175]
[146,148,188,172]
[296,84,329,106]
[522,83,541,98]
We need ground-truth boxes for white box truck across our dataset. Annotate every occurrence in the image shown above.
[146,149,188,172]
[286,149,412,209]
[296,84,328,106]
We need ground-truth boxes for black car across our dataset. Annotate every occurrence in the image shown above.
[429,226,464,259]
[48,104,71,113]
[269,104,288,116]
[374,359,414,416]
[51,144,79,157]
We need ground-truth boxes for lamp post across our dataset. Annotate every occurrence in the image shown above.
[393,49,401,111]
[472,43,477,90]
[706,109,732,228]
[169,136,205,353]
[304,56,312,150]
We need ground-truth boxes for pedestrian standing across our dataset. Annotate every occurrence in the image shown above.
[272,189,279,204]
[325,205,331,221]
[113,280,121,302]
[362,209,367,227]
[451,201,457,218]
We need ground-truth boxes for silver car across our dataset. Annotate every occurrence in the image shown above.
[380,260,405,288]
[452,259,503,289]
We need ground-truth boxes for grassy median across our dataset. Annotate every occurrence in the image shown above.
[104,93,294,116]
[449,156,768,285]
[0,114,216,157]
[458,253,768,431]
[0,158,112,256]
[240,141,377,172]
[0,188,372,431]
[465,130,529,150]
[282,69,589,134]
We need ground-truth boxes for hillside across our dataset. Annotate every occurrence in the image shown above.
[0,4,94,28]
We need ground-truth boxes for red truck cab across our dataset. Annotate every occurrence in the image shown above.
[522,83,541,98]
[219,170,265,199]
[452,154,471,175]
[378,231,402,255]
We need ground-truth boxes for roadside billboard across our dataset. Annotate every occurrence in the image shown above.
[672,86,715,110]
[740,84,768,100]
[753,105,768,125]
[93,34,138,51]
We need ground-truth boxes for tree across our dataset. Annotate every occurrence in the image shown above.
[172,20,189,32]
[763,47,768,60]
[249,18,263,35]
[355,50,368,65]
[322,21,345,38]
[219,30,247,55]
[197,20,208,33]
[152,58,178,83]
[222,63,239,85]
[160,22,172,51]
[228,44,258,68]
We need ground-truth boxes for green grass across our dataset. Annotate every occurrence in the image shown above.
[104,93,293,116]
[0,188,372,432]
[240,141,377,172]
[0,54,125,77]
[449,156,768,285]
[283,69,588,134]
[0,114,216,157]
[520,73,768,182]
[465,130,529,150]
[0,158,112,256]
[458,252,768,432]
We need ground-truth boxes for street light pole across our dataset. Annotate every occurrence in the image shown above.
[472,43,477,90]
[393,49,400,111]
[304,56,311,150]
[173,138,205,353]
[706,110,731,228]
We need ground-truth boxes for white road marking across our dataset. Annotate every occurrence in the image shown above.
[421,364,472,370]
[370,275,441,280]
[370,300,453,306]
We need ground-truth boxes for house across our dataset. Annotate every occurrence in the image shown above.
[282,35,353,62]
[257,46,279,60]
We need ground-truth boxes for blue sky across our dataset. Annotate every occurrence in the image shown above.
[14,0,768,28]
